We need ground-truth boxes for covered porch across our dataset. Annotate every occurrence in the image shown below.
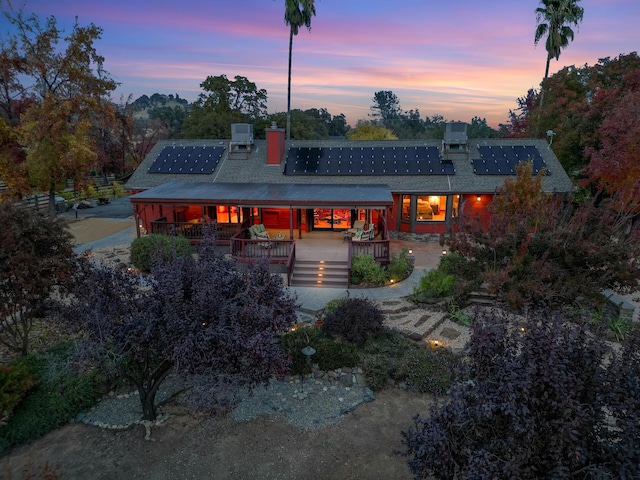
[130,182,394,286]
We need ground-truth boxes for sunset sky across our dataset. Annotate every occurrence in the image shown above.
[3,0,638,127]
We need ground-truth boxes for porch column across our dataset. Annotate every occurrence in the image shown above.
[289,206,294,239]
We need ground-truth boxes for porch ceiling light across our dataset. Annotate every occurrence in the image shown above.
[476,195,482,202]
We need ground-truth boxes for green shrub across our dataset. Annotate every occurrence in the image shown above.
[350,254,387,285]
[386,248,412,282]
[447,301,471,326]
[279,327,359,375]
[360,330,414,391]
[438,252,481,280]
[322,298,384,346]
[0,342,105,452]
[412,268,456,303]
[111,181,125,198]
[400,348,459,395]
[130,234,192,272]
[0,363,36,426]
[608,316,635,342]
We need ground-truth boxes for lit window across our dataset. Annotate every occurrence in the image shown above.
[416,195,446,222]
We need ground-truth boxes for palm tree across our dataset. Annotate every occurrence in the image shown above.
[535,0,584,80]
[284,0,315,140]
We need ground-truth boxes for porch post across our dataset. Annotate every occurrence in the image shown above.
[289,206,294,239]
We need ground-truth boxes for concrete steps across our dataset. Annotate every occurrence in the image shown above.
[468,283,497,307]
[290,259,349,288]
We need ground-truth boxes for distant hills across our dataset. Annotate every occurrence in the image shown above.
[128,93,189,120]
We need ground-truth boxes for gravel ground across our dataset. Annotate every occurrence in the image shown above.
[78,374,375,432]
[232,375,375,431]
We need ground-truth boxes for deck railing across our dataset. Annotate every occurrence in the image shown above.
[149,220,245,244]
[229,232,294,264]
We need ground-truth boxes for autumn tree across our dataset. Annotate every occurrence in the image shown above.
[402,308,640,479]
[448,161,640,309]
[347,120,397,140]
[0,9,117,214]
[502,53,640,180]
[68,231,298,420]
[0,202,76,356]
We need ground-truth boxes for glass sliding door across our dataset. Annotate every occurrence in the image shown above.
[312,208,351,230]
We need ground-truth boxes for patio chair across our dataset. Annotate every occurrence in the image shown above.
[346,220,366,235]
[249,224,284,248]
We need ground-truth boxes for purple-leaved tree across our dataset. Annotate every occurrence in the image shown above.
[68,230,298,420]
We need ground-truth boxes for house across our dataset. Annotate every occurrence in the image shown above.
[126,122,573,278]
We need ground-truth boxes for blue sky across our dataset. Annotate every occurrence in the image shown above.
[2,0,638,127]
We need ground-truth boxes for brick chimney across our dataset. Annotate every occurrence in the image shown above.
[266,122,285,165]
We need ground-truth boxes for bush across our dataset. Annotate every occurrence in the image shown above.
[0,363,36,426]
[401,309,640,479]
[0,342,105,452]
[321,297,349,317]
[438,252,482,281]
[411,268,456,303]
[322,298,384,346]
[279,327,359,375]
[360,331,414,390]
[400,348,459,395]
[386,248,412,282]
[112,181,125,198]
[130,234,192,272]
[350,254,387,286]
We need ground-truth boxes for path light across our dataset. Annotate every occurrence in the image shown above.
[301,345,316,392]
[408,249,413,255]
[390,279,394,284]
[442,250,447,256]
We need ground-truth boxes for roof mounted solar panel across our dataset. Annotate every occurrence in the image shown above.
[147,146,225,174]
[472,145,549,175]
[284,146,455,175]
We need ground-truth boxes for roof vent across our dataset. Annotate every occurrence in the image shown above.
[444,122,467,145]
[231,123,254,145]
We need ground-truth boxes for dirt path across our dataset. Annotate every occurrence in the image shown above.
[66,217,134,245]
[1,389,432,480]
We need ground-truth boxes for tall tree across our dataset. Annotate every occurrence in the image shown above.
[370,90,402,128]
[284,0,316,141]
[534,0,584,80]
[1,10,117,214]
[177,74,268,139]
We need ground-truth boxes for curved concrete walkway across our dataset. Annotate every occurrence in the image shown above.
[287,266,430,315]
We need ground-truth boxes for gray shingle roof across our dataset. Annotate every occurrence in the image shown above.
[126,138,574,195]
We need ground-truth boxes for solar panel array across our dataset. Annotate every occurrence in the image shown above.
[472,145,549,175]
[147,146,225,174]
[284,146,455,175]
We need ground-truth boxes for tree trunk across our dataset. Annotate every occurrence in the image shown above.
[540,53,552,109]
[544,53,551,80]
[286,27,294,141]
[140,388,157,421]
[131,360,173,421]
